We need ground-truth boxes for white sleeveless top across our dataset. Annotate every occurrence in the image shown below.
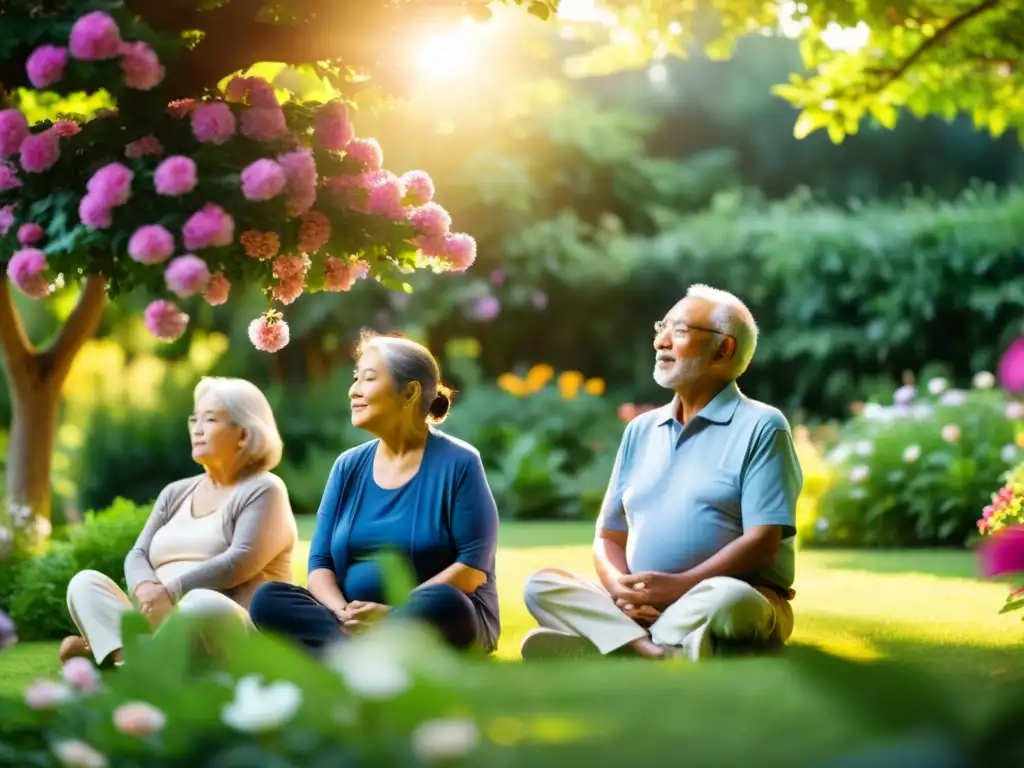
[148,493,231,587]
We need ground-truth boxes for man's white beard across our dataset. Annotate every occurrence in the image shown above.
[653,357,705,389]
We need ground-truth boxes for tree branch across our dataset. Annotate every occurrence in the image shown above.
[40,275,108,385]
[0,274,34,391]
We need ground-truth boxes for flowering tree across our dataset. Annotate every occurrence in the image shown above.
[0,0,557,534]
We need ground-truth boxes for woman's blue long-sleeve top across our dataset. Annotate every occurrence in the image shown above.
[307,429,500,652]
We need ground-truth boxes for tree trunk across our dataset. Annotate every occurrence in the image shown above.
[0,274,107,532]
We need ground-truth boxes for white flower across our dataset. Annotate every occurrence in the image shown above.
[849,487,867,500]
[848,465,870,484]
[927,377,948,396]
[826,443,853,464]
[973,371,996,389]
[113,701,167,737]
[62,657,101,693]
[52,740,107,768]
[329,640,411,700]
[911,403,934,421]
[9,504,31,526]
[854,440,874,457]
[893,384,916,405]
[940,424,961,443]
[221,675,301,733]
[902,444,921,463]
[24,679,72,709]
[412,718,480,761]
[1006,401,1024,421]
[815,518,830,533]
[939,389,967,407]
[862,403,891,422]
[1002,444,1019,463]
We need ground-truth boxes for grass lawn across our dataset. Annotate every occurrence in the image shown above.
[2,519,1023,763]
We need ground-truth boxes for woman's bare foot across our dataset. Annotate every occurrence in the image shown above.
[628,637,666,660]
[58,635,91,664]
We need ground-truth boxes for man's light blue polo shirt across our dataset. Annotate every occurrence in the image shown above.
[597,381,803,590]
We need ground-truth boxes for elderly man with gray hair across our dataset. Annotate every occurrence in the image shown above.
[521,285,803,661]
[60,376,298,667]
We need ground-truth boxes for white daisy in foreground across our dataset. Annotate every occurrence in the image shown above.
[52,739,107,768]
[412,718,480,761]
[221,675,301,732]
[902,444,921,463]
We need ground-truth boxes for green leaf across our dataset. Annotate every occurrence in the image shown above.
[376,550,418,607]
[869,102,898,130]
[989,107,1008,137]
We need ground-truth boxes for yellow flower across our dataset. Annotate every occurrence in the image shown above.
[557,371,584,399]
[1017,431,1024,449]
[583,377,605,396]
[525,364,555,391]
[497,373,530,397]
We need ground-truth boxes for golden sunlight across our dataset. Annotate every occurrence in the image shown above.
[416,20,477,77]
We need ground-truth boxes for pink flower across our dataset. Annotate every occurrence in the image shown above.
[69,11,121,60]
[440,233,477,271]
[297,211,331,253]
[144,300,189,341]
[401,170,434,206]
[0,110,29,159]
[315,102,353,151]
[78,195,111,229]
[980,525,1024,578]
[0,205,14,235]
[240,159,286,201]
[164,255,211,298]
[154,156,197,197]
[87,163,133,208]
[52,740,107,768]
[128,224,175,265]
[17,223,44,246]
[119,41,164,91]
[365,174,406,219]
[272,254,310,282]
[19,131,60,173]
[246,78,278,108]
[26,45,68,88]
[998,336,1024,393]
[62,657,100,693]
[240,107,287,141]
[52,121,80,138]
[1007,401,1024,421]
[203,272,231,306]
[167,99,197,119]
[323,257,368,292]
[182,204,234,250]
[6,248,50,299]
[248,311,290,352]
[0,163,22,191]
[345,138,383,171]
[191,102,236,145]
[278,149,317,215]
[24,680,72,709]
[125,135,163,158]
[272,276,304,305]
[472,295,500,321]
[113,701,166,737]
[408,203,452,241]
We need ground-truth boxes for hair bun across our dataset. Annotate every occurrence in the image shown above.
[427,389,452,423]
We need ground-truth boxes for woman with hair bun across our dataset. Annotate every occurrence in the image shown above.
[250,331,501,654]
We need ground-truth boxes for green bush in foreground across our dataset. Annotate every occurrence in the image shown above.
[3,499,150,641]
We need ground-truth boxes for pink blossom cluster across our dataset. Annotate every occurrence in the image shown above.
[297,211,331,253]
[272,254,311,304]
[324,257,369,292]
[80,163,133,229]
[26,12,163,92]
[6,248,50,299]
[249,310,290,353]
[144,300,189,342]
[125,135,164,159]
[154,156,197,197]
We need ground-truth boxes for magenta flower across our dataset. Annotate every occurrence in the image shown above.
[86,162,133,208]
[248,311,290,352]
[182,204,234,250]
[203,272,231,306]
[365,175,406,219]
[472,295,500,322]
[440,233,477,271]
[26,45,68,88]
[246,78,278,108]
[119,41,164,91]
[240,159,286,201]
[323,257,368,292]
[409,203,452,241]
[17,223,44,246]
[164,255,211,298]
[0,205,14,236]
[69,11,121,60]
[78,194,111,229]
[154,156,197,197]
[19,131,60,173]
[239,106,287,141]
[278,149,317,215]
[127,224,175,265]
[0,608,16,652]
[52,121,80,138]
[980,525,1024,578]
[997,336,1024,394]
[144,300,189,342]
[315,102,353,151]
[401,171,434,206]
[6,248,50,299]
[0,163,21,191]
[191,102,236,144]
[125,135,163,159]
[0,110,28,159]
[345,138,383,171]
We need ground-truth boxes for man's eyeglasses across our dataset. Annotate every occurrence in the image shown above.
[654,320,734,340]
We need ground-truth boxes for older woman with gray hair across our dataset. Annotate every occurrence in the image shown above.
[249,331,501,655]
[60,377,298,666]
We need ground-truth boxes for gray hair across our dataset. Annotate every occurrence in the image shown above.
[685,284,759,379]
[356,331,453,423]
[193,377,283,472]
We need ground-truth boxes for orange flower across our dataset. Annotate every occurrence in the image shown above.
[497,373,529,397]
[240,229,280,260]
[583,377,605,396]
[526,364,555,391]
[557,371,584,399]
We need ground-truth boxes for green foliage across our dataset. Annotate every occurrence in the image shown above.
[5,498,150,640]
[811,376,1020,547]
[0,613,479,766]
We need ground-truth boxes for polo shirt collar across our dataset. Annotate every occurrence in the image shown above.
[656,381,743,426]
